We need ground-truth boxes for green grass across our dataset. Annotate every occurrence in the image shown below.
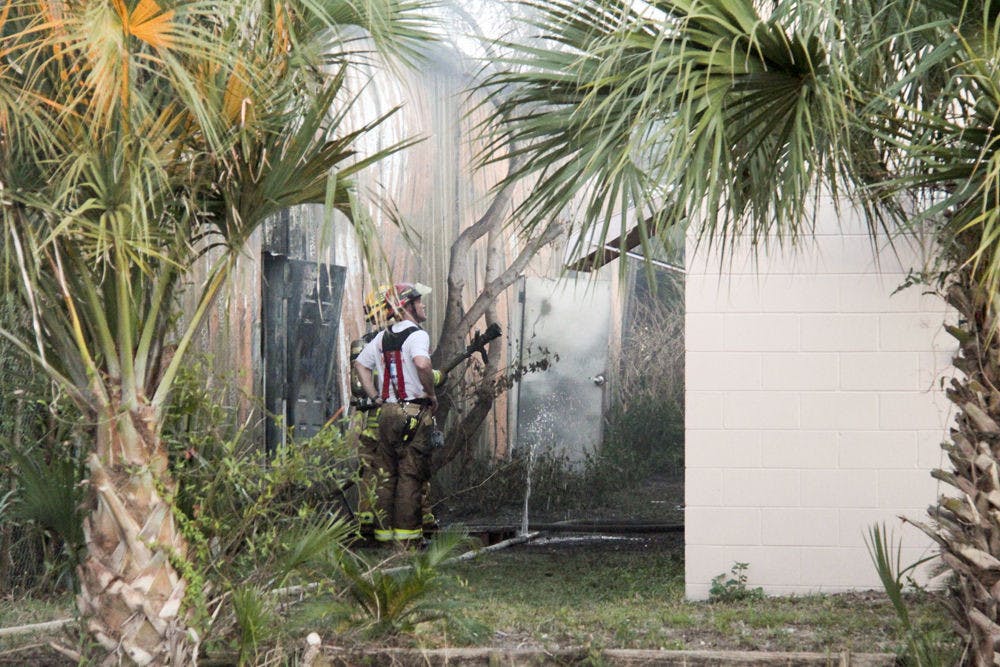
[0,538,960,660]
[0,593,73,628]
[0,593,75,663]
[407,537,959,656]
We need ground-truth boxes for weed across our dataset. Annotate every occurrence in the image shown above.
[437,439,683,526]
[331,530,475,637]
[231,583,278,664]
[0,536,963,657]
[709,562,765,603]
[660,610,698,628]
[431,538,958,654]
[865,523,960,666]
[580,643,608,667]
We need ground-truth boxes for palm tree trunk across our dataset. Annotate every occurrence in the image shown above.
[913,269,1000,662]
[76,398,197,665]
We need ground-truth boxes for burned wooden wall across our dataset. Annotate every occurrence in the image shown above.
[183,22,578,458]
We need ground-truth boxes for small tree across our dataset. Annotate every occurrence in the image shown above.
[432,171,564,470]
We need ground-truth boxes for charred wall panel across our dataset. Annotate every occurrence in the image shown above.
[263,252,346,453]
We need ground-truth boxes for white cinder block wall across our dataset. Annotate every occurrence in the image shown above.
[684,199,956,599]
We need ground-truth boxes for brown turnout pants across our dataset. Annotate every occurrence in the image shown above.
[374,402,433,537]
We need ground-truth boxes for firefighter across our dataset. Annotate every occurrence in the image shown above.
[350,286,443,543]
[353,282,438,545]
[348,287,393,543]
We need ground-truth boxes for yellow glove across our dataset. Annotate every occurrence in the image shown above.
[432,369,447,386]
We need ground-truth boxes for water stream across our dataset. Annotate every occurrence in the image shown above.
[519,395,560,536]
[520,437,536,535]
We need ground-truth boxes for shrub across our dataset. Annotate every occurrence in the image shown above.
[709,562,765,603]
[604,266,684,479]
[162,356,470,659]
[331,530,475,637]
[865,523,960,665]
[0,293,84,595]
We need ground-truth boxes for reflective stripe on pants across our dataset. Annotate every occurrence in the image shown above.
[393,528,422,541]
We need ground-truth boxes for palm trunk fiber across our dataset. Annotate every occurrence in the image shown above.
[918,272,1000,664]
[76,400,197,665]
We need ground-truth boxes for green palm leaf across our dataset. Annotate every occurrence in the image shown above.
[3,444,84,552]
[484,0,899,261]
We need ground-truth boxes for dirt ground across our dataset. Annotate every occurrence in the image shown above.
[435,470,687,528]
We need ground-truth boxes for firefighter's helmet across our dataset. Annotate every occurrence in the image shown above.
[388,282,431,311]
[363,284,394,325]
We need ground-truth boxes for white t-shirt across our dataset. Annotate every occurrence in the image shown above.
[356,321,431,402]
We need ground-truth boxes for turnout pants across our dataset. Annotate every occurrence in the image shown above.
[374,402,433,542]
[355,410,380,536]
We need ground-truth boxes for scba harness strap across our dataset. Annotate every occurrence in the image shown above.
[380,325,421,401]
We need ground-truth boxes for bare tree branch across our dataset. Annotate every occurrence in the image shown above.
[455,218,563,337]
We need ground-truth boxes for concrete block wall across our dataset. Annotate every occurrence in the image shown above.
[684,200,956,599]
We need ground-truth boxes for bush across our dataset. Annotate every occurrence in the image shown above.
[709,562,765,603]
[162,355,471,659]
[0,293,84,595]
[161,358,357,645]
[436,435,682,525]
[604,266,684,479]
[434,445,583,523]
[330,530,477,638]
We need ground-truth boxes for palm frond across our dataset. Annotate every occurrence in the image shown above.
[304,0,439,69]
[231,583,279,663]
[482,0,914,262]
[275,515,354,583]
[2,442,85,552]
[864,522,952,666]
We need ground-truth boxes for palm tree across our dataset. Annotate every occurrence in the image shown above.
[487,0,1000,660]
[0,0,434,661]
